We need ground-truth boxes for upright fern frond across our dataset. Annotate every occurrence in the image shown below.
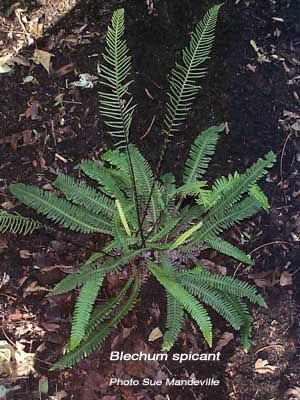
[9,184,112,234]
[163,5,221,136]
[183,124,225,184]
[0,210,40,235]
[99,8,135,147]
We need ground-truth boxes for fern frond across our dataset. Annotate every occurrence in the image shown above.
[190,195,263,245]
[181,269,266,307]
[53,173,115,219]
[99,8,135,147]
[69,274,104,350]
[180,279,244,329]
[128,144,164,221]
[115,199,131,236]
[147,262,212,346]
[87,277,133,334]
[9,184,112,234]
[51,273,141,369]
[0,210,40,235]
[162,293,185,351]
[222,294,253,349]
[163,5,221,136]
[204,235,254,265]
[183,124,224,184]
[50,250,142,296]
[148,217,181,243]
[79,160,127,202]
[170,221,203,250]
[160,173,177,206]
[250,184,270,212]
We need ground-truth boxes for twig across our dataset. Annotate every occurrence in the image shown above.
[280,132,295,184]
[140,115,156,140]
[233,240,297,277]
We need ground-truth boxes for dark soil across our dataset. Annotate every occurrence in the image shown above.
[0,0,300,399]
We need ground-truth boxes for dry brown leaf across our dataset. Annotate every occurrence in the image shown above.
[19,249,31,259]
[214,332,234,352]
[285,387,300,399]
[32,49,54,74]
[254,358,277,374]
[24,281,49,296]
[148,327,163,342]
[280,271,292,286]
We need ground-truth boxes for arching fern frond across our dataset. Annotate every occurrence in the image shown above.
[147,261,212,346]
[204,235,254,265]
[183,123,224,184]
[49,250,142,296]
[9,183,112,234]
[162,293,185,351]
[180,269,266,307]
[51,273,141,370]
[53,173,115,219]
[69,273,104,350]
[98,8,135,147]
[163,5,222,136]
[0,210,40,235]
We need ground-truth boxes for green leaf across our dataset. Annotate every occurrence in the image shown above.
[9,183,112,234]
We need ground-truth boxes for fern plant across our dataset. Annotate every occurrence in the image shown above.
[9,6,276,369]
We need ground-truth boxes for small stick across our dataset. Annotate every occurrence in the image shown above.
[141,115,156,140]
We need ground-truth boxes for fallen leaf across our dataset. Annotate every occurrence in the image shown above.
[285,387,300,399]
[24,281,49,296]
[55,63,75,77]
[41,322,60,332]
[280,271,292,286]
[254,358,277,374]
[148,327,163,342]
[32,49,54,74]
[19,249,31,259]
[214,332,234,352]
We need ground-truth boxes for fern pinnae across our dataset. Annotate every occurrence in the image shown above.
[204,235,254,265]
[53,173,115,219]
[181,269,266,307]
[164,5,222,136]
[9,183,112,234]
[183,124,225,184]
[69,274,104,350]
[0,210,40,235]
[163,293,185,351]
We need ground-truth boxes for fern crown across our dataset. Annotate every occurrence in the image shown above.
[8,6,276,369]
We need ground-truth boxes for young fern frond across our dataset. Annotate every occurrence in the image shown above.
[53,173,115,219]
[249,184,270,212]
[204,235,254,265]
[163,5,221,136]
[79,160,127,202]
[9,183,112,234]
[0,210,40,235]
[183,124,225,184]
[51,273,141,370]
[99,8,135,147]
[147,262,212,346]
[69,274,104,350]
